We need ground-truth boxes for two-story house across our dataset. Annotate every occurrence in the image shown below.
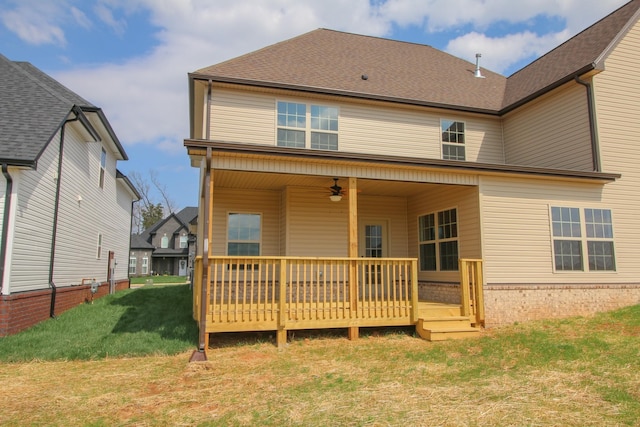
[185,0,640,351]
[0,54,139,336]
[130,206,197,278]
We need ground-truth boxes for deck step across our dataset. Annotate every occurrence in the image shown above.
[418,326,481,341]
[416,317,481,341]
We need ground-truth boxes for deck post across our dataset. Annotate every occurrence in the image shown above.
[459,259,471,317]
[347,177,359,340]
[410,259,419,323]
[277,259,287,347]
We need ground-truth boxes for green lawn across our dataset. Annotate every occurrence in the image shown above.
[130,275,188,285]
[0,284,197,361]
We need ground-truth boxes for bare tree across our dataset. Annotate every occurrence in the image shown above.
[129,170,177,233]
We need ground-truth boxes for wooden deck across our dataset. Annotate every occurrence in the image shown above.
[193,257,484,348]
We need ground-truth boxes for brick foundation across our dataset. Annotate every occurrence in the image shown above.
[0,279,130,336]
[483,283,640,327]
[419,281,640,328]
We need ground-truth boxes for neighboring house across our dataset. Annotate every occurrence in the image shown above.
[130,206,197,277]
[0,55,139,336]
[184,1,640,349]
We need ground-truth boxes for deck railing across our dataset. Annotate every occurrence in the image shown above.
[459,259,485,327]
[193,256,419,335]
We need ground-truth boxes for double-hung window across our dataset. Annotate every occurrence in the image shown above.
[99,148,107,188]
[129,257,136,275]
[551,206,616,271]
[441,120,465,161]
[277,101,338,150]
[418,208,459,271]
[227,213,261,256]
[141,257,149,275]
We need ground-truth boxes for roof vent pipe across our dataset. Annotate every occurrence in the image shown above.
[474,53,485,78]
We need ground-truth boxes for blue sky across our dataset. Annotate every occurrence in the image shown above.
[0,0,628,212]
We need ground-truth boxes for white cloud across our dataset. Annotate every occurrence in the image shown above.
[446,29,570,75]
[0,3,67,46]
[71,7,92,30]
[94,2,126,36]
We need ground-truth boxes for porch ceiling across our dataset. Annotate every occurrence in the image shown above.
[213,170,442,197]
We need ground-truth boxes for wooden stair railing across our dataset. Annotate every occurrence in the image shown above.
[459,259,485,327]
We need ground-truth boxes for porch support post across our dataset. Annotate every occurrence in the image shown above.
[347,177,359,341]
[277,259,287,348]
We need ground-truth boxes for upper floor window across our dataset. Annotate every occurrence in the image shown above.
[277,101,338,150]
[179,234,188,249]
[441,120,465,161]
[418,208,459,271]
[161,233,169,249]
[551,206,615,272]
[228,213,261,256]
[99,148,107,188]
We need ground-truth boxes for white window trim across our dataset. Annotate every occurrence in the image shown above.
[96,233,103,259]
[141,257,149,275]
[129,257,137,275]
[418,206,460,272]
[226,211,262,256]
[549,205,617,273]
[276,100,339,150]
[440,118,466,161]
[99,148,106,188]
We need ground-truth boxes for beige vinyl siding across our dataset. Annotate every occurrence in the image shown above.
[592,20,640,280]
[479,176,619,284]
[408,184,481,282]
[503,83,593,170]
[210,89,276,145]
[8,133,58,292]
[358,195,409,258]
[210,188,280,256]
[208,88,505,163]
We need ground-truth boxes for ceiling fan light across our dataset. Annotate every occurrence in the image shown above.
[330,194,342,202]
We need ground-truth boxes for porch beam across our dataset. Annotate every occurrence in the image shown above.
[348,177,359,341]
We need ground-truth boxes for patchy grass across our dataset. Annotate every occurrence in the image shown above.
[0,285,197,361]
[0,293,638,426]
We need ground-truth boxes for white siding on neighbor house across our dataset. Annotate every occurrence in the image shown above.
[51,122,133,286]
[503,83,593,170]
[408,185,481,283]
[592,20,640,281]
[479,176,619,284]
[208,87,505,164]
[8,130,59,293]
[210,187,281,256]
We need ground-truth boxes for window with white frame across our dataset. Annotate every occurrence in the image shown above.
[161,233,169,249]
[277,101,338,150]
[551,206,616,271]
[96,234,103,259]
[99,148,106,188]
[418,208,459,271]
[142,257,149,275]
[179,234,188,249]
[441,119,465,161]
[227,213,261,256]
[129,257,136,275]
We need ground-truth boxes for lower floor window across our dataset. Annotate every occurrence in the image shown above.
[141,257,149,275]
[551,206,615,272]
[129,257,136,275]
[228,213,261,256]
[418,208,459,271]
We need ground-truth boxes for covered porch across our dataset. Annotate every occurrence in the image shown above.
[188,144,486,351]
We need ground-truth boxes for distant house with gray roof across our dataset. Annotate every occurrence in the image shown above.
[130,206,197,277]
[0,54,139,336]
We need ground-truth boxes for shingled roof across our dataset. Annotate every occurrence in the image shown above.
[191,0,640,115]
[0,54,127,166]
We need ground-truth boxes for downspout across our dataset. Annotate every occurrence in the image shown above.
[575,75,601,172]
[49,114,80,318]
[0,164,13,295]
[193,80,213,360]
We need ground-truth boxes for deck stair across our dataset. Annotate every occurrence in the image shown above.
[415,302,481,341]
